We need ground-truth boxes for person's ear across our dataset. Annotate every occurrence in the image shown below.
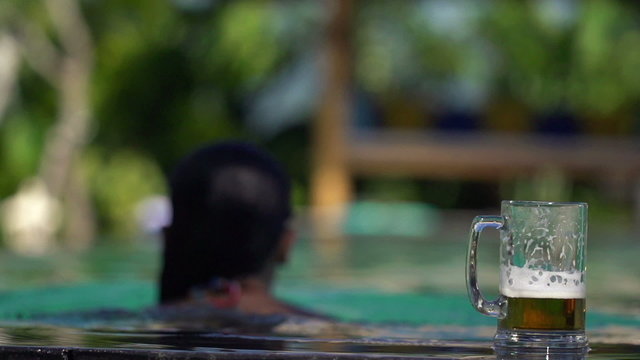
[275,228,296,264]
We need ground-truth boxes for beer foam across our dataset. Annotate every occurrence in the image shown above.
[500,265,585,299]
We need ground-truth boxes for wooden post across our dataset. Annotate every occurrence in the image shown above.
[311,0,354,211]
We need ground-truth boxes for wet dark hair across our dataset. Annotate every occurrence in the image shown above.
[159,141,291,303]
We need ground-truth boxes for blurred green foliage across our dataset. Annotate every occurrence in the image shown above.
[0,115,42,194]
[1,0,639,240]
[504,168,573,203]
[83,149,166,238]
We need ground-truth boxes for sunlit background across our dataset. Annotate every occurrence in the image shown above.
[0,0,638,325]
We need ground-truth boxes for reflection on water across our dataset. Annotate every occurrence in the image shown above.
[0,306,639,359]
[0,323,640,359]
[494,347,589,360]
[0,322,494,357]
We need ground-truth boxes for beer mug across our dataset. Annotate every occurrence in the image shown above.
[466,201,587,349]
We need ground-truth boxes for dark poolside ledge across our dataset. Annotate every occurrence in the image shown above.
[0,344,493,360]
[4,343,640,360]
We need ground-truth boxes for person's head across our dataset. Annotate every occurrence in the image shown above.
[160,141,292,304]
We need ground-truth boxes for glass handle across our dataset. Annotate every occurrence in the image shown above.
[466,215,507,318]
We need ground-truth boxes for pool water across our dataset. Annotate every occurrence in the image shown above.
[0,211,638,358]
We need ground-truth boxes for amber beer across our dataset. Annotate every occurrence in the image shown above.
[499,297,586,331]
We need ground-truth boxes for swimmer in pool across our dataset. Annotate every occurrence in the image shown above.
[159,141,321,318]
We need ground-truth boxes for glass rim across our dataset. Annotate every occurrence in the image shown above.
[502,200,587,208]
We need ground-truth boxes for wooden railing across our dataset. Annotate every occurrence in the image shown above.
[348,130,640,181]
